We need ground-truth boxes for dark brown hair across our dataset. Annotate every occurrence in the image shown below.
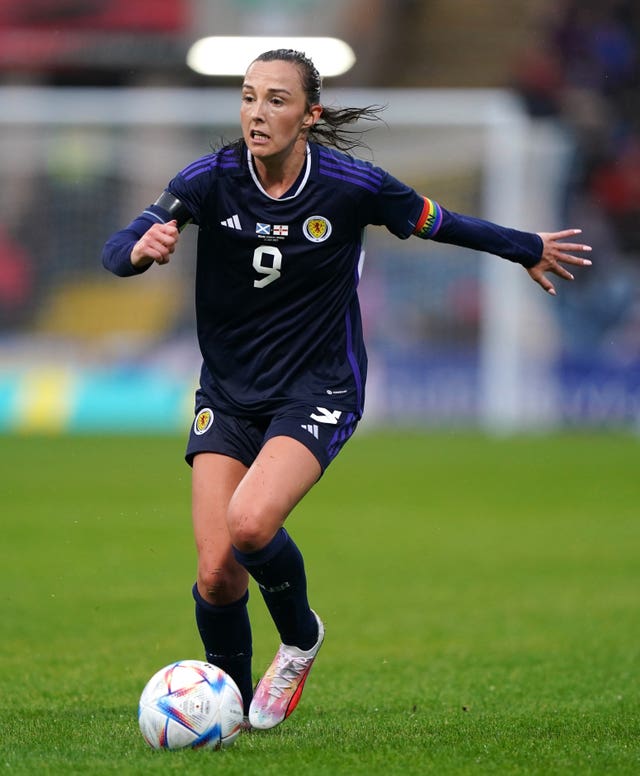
[252,49,385,153]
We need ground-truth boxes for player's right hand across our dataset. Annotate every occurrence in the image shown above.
[131,220,180,269]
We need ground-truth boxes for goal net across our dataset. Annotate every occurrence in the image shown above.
[0,86,569,433]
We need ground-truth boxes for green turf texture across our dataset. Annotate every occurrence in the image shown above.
[1,431,638,775]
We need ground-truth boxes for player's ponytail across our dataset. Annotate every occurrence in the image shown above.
[252,49,385,154]
[309,103,385,153]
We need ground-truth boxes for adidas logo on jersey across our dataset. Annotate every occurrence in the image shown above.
[221,214,241,230]
[301,423,319,439]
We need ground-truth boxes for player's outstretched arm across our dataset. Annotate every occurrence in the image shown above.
[131,220,180,270]
[528,229,592,296]
[419,204,591,289]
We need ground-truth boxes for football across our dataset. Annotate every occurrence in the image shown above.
[138,660,244,750]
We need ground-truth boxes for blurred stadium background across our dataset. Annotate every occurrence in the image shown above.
[1,0,639,434]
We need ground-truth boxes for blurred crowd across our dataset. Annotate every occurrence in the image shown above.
[514,0,640,362]
[2,0,639,369]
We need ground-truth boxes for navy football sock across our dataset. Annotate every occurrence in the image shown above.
[192,585,253,715]
[232,528,318,650]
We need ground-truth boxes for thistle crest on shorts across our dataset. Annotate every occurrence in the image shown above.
[194,408,214,435]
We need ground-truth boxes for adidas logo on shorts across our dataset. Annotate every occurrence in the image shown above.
[300,423,319,439]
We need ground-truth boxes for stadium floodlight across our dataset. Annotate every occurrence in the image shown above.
[186,36,356,78]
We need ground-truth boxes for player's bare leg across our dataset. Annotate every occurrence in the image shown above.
[192,453,253,719]
[226,435,320,551]
[193,452,249,604]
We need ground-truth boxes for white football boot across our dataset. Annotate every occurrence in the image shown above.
[249,611,325,730]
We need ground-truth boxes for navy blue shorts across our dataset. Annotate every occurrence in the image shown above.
[185,396,360,474]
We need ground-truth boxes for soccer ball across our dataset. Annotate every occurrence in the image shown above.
[138,660,244,750]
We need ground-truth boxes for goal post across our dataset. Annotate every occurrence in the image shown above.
[332,89,570,432]
[0,86,570,433]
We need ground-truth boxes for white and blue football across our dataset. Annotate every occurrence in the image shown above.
[138,660,244,750]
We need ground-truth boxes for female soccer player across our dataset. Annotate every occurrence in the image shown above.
[102,49,592,730]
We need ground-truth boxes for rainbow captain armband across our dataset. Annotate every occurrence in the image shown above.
[414,196,443,239]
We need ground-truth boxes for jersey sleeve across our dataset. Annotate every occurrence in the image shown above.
[164,151,228,226]
[102,154,215,277]
[101,210,162,276]
[165,173,201,226]
[419,202,543,268]
[369,167,542,267]
[367,171,430,239]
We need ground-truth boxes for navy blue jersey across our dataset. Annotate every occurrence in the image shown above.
[102,140,542,418]
[166,141,427,416]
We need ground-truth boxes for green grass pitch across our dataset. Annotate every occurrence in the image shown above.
[1,430,639,775]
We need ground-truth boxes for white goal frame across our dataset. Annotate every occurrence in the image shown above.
[0,86,569,432]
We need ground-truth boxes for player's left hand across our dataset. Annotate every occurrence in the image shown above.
[529,229,592,296]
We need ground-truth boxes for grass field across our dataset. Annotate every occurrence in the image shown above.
[1,430,639,775]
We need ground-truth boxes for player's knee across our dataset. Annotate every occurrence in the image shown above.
[226,499,277,553]
[197,567,243,606]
